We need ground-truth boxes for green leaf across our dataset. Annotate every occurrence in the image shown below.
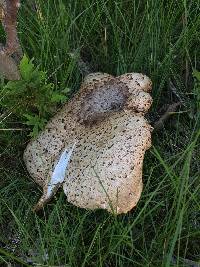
[193,70,200,82]
[24,114,47,137]
[19,55,35,81]
[61,87,71,94]
[2,55,66,137]
[51,93,67,103]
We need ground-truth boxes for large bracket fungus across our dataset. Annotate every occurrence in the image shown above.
[24,72,153,214]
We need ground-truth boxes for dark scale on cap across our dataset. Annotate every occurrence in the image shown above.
[78,79,130,124]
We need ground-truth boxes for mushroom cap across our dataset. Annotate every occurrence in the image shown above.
[63,112,151,213]
[24,72,153,214]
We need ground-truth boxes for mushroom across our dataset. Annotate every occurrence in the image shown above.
[24,72,153,214]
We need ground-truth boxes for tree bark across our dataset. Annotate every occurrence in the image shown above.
[1,0,21,56]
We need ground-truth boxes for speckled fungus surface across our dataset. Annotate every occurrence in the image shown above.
[24,72,153,214]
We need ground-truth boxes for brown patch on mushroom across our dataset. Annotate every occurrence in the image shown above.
[79,79,130,124]
[23,72,153,214]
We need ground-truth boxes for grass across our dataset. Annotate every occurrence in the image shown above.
[0,0,200,266]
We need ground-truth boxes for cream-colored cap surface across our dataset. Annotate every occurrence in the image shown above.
[24,72,153,214]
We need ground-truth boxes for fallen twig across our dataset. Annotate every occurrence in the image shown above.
[0,128,29,131]
[171,255,200,267]
[169,79,186,107]
[153,102,181,131]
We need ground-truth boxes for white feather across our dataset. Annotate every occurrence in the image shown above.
[46,142,76,197]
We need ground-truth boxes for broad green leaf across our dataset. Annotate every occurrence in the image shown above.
[193,70,200,82]
[19,55,35,81]
[51,93,67,103]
